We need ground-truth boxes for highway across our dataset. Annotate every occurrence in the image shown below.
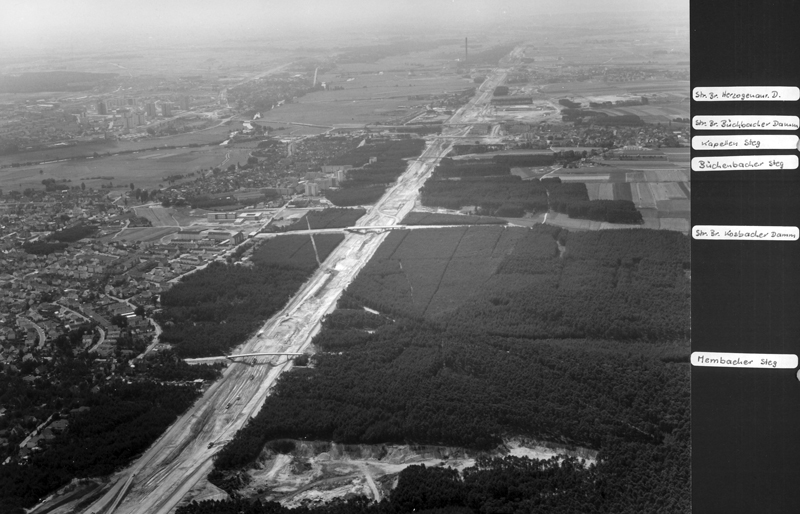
[74,56,512,514]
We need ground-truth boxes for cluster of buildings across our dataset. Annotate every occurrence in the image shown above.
[0,100,84,154]
[159,134,366,205]
[0,185,246,460]
[500,120,689,149]
[0,69,229,159]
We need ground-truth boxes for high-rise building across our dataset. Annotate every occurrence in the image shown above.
[145,102,157,118]
[97,101,108,115]
[304,182,319,196]
[161,103,172,117]
[180,96,191,110]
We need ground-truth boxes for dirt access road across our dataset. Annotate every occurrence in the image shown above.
[71,56,513,514]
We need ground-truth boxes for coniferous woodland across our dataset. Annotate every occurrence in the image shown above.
[325,139,425,207]
[282,208,367,231]
[205,226,690,513]
[420,159,642,224]
[0,351,219,514]
[157,234,344,357]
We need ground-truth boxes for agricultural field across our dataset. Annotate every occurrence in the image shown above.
[104,226,179,244]
[258,72,472,128]
[281,208,366,231]
[133,205,217,228]
[540,80,688,98]
[592,102,689,124]
[550,148,689,233]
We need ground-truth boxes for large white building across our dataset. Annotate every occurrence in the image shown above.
[304,182,319,196]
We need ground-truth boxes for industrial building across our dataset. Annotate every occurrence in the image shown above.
[207,231,245,245]
[490,96,533,105]
[207,212,237,221]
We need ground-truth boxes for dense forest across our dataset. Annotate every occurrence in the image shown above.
[420,161,640,223]
[47,224,97,243]
[431,159,510,179]
[22,241,68,255]
[326,139,425,206]
[547,183,642,224]
[157,234,344,357]
[209,226,690,512]
[420,176,549,215]
[325,186,387,207]
[283,208,366,231]
[329,139,425,169]
[0,379,205,513]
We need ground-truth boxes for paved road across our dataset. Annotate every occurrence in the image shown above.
[17,317,46,349]
[72,53,516,514]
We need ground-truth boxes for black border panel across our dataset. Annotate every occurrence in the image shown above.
[692,2,800,513]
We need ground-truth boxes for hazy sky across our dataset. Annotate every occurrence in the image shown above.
[1,0,687,52]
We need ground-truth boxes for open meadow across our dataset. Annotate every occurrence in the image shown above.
[258,70,472,128]
[0,120,251,168]
[0,144,253,192]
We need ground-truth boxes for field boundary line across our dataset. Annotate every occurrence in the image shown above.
[422,227,469,317]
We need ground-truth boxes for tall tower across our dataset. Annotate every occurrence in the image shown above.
[465,38,468,64]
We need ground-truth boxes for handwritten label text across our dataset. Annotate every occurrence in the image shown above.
[692,115,800,130]
[693,86,800,102]
[692,155,797,171]
[692,225,799,241]
[692,135,798,151]
[692,352,798,369]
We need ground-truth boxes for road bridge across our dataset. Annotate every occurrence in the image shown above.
[228,352,303,359]
[184,352,304,365]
